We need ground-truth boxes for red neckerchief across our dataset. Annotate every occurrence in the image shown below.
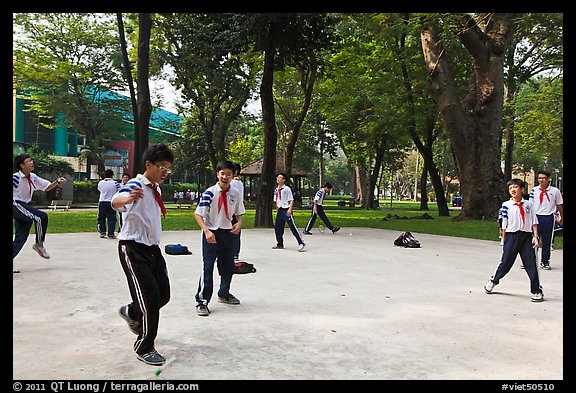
[147,183,166,218]
[514,201,525,229]
[218,188,230,220]
[24,173,36,196]
[539,187,550,204]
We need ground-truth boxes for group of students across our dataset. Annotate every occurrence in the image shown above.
[484,171,564,303]
[13,145,563,367]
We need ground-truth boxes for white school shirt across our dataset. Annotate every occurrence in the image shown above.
[499,198,538,233]
[112,174,163,246]
[98,178,120,202]
[529,185,563,215]
[231,177,244,200]
[273,185,293,209]
[195,183,246,231]
[13,171,51,203]
[314,188,327,206]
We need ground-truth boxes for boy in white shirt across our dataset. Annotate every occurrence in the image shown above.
[484,179,543,302]
[97,169,120,238]
[529,170,564,270]
[272,172,306,252]
[194,160,246,317]
[112,144,173,366]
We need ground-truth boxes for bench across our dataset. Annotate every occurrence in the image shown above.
[50,200,71,211]
[176,198,194,209]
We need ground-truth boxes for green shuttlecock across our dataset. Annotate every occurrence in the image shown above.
[155,369,161,376]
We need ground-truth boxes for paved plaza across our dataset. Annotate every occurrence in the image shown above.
[13,228,563,381]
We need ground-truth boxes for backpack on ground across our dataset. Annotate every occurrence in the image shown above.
[164,243,192,255]
[393,232,421,248]
[235,261,257,274]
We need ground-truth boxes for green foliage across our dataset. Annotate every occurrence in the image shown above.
[513,76,563,172]
[23,145,74,175]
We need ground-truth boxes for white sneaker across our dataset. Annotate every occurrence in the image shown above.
[531,292,544,302]
[298,243,306,252]
[484,279,495,293]
[13,266,20,273]
[32,243,50,259]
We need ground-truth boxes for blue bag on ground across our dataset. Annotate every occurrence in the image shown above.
[164,243,192,255]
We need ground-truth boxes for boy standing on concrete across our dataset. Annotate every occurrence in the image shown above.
[194,160,246,317]
[97,169,120,239]
[484,179,544,302]
[529,170,563,270]
[303,182,340,235]
[273,172,306,252]
[112,144,174,366]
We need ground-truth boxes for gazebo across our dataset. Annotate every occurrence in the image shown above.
[240,157,310,205]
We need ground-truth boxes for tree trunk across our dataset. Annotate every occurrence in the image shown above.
[254,47,276,228]
[420,14,514,220]
[134,13,153,175]
[355,166,368,207]
[419,165,429,209]
[117,13,141,176]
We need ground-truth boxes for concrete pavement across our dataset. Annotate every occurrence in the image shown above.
[12,228,563,380]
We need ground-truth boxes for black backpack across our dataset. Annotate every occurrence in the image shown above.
[393,232,421,248]
[235,261,257,274]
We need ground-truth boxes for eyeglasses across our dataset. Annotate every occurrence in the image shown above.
[153,163,172,174]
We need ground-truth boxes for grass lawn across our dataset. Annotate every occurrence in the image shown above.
[37,200,563,249]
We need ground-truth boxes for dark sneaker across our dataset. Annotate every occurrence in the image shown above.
[540,263,551,270]
[303,231,313,235]
[100,233,106,238]
[119,305,140,335]
[13,266,20,273]
[218,294,241,305]
[484,279,496,293]
[196,304,210,316]
[137,350,166,366]
[531,292,544,302]
[107,234,116,239]
[272,245,284,249]
[332,227,341,233]
[32,243,50,259]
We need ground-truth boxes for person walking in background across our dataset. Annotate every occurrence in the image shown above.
[118,173,131,231]
[97,169,120,239]
[273,172,306,252]
[112,144,174,366]
[484,179,543,302]
[231,162,245,261]
[529,170,563,270]
[12,154,67,272]
[194,160,246,317]
[303,182,341,235]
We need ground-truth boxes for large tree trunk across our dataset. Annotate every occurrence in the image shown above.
[134,13,152,175]
[420,14,515,220]
[254,47,277,228]
[117,13,141,175]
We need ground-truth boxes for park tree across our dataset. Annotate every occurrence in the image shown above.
[13,13,127,174]
[420,13,520,220]
[155,13,260,172]
[245,13,336,227]
[512,76,563,177]
[501,13,563,182]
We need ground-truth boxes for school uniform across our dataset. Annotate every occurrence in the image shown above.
[529,185,563,267]
[230,177,244,260]
[195,183,246,306]
[97,178,120,237]
[492,198,542,295]
[304,188,335,232]
[12,171,51,258]
[112,174,170,358]
[273,185,305,247]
